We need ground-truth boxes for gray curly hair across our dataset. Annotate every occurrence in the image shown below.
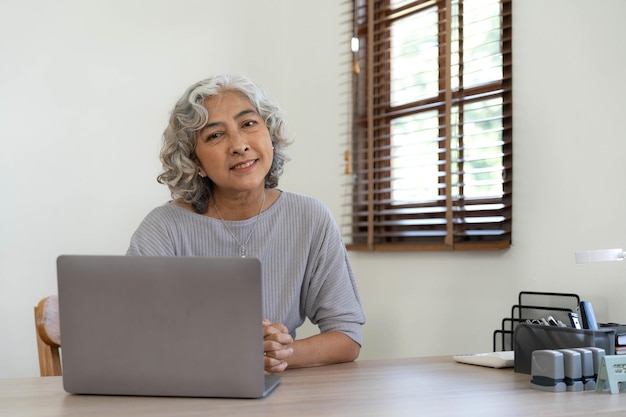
[157,74,292,214]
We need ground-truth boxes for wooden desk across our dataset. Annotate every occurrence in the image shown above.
[2,356,625,417]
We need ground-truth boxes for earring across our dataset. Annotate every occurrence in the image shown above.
[198,171,206,178]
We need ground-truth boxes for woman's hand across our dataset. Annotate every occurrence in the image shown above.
[263,319,294,374]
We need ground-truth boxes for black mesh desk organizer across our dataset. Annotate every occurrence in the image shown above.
[493,291,580,352]
[513,323,615,374]
[495,291,616,374]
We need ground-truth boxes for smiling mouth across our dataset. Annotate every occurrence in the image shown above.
[231,159,257,170]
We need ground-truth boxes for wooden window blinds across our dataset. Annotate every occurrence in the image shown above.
[343,0,512,251]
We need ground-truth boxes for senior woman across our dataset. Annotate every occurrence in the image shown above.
[127,74,365,374]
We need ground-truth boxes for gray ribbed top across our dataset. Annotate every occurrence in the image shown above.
[126,191,364,344]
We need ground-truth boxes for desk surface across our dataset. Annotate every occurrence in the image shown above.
[2,356,626,417]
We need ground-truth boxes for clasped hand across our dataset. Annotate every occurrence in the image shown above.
[263,318,294,374]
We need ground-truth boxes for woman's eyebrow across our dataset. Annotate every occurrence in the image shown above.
[234,108,260,120]
[200,109,259,132]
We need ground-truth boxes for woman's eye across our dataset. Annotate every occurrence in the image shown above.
[243,120,257,128]
[208,132,222,140]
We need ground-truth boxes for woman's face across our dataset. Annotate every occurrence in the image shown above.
[194,91,273,197]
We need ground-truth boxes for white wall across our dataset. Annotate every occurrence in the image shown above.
[1,0,625,378]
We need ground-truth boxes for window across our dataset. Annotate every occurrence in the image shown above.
[343,0,512,251]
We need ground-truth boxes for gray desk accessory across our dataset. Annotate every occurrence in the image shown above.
[558,349,584,392]
[584,346,606,377]
[585,347,607,389]
[570,348,596,390]
[530,350,566,392]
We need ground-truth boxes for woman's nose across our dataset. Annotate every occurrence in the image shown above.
[229,130,249,154]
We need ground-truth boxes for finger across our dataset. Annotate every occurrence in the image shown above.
[264,356,288,374]
[265,346,293,361]
[262,320,289,335]
[265,362,288,374]
[263,326,280,337]
[264,332,294,345]
[263,339,292,355]
[262,323,280,337]
[269,322,289,334]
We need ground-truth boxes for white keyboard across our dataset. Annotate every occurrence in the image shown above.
[452,351,515,368]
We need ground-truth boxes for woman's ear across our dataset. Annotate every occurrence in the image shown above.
[192,155,206,178]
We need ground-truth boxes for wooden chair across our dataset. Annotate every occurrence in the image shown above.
[34,295,62,376]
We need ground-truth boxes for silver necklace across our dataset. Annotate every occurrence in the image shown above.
[213,192,266,258]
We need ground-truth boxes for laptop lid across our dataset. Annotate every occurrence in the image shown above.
[56,255,280,398]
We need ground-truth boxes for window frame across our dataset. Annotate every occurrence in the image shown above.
[344,0,513,251]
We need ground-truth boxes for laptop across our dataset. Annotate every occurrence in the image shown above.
[56,255,280,398]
